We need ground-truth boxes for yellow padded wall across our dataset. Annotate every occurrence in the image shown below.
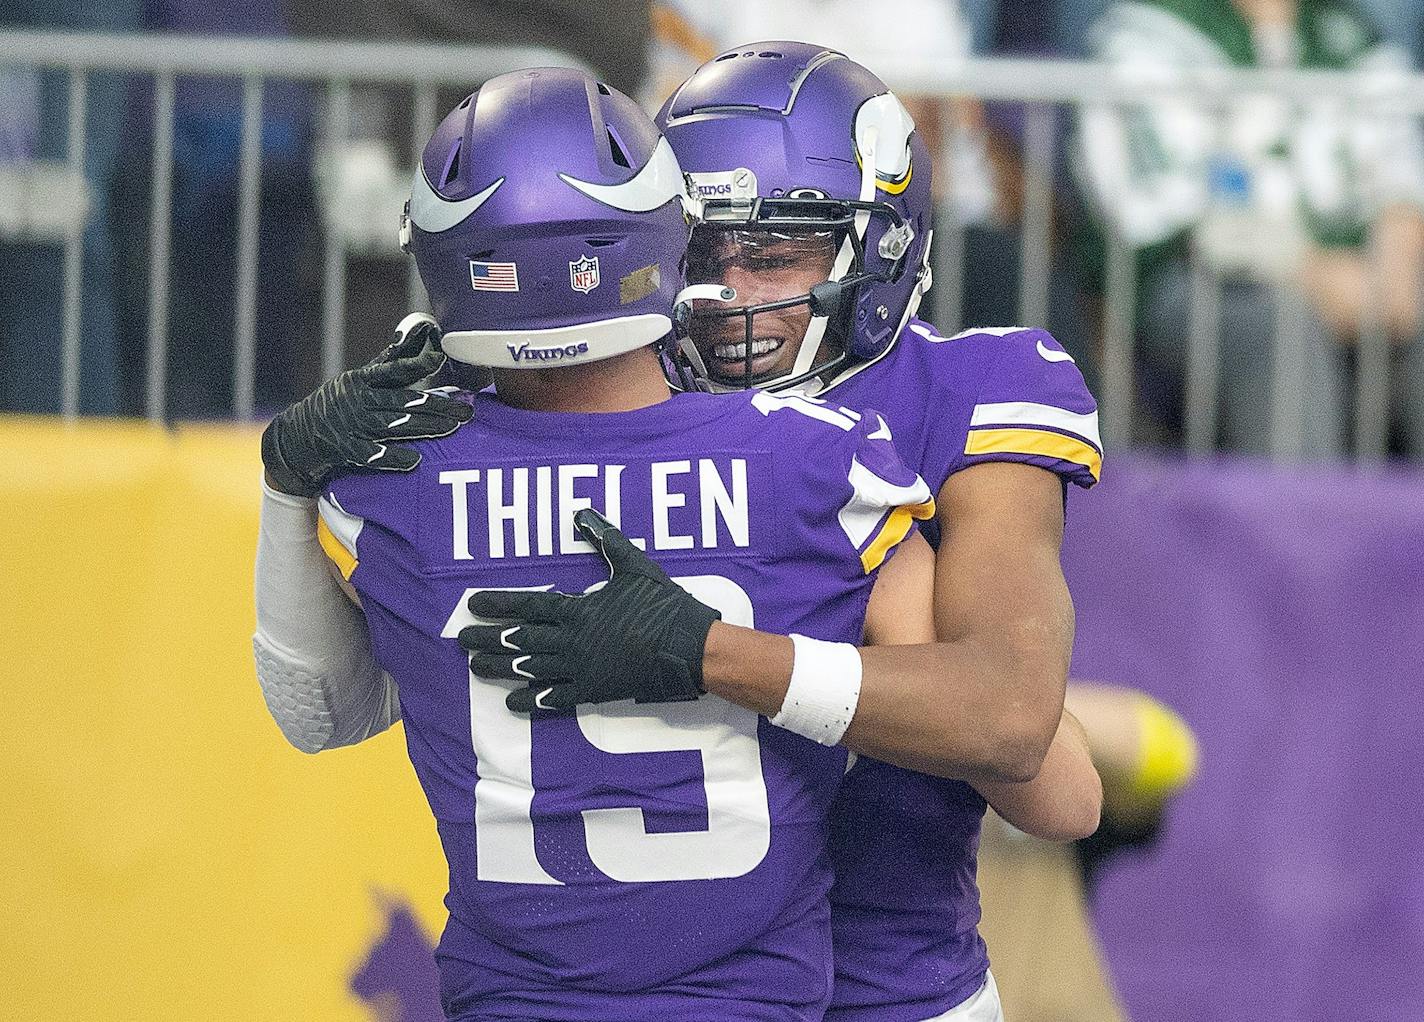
[0,418,447,1020]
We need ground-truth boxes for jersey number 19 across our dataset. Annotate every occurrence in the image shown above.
[442,575,771,885]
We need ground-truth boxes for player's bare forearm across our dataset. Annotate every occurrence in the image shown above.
[840,637,1063,781]
[975,709,1102,841]
[700,621,1044,778]
[703,624,1070,782]
[701,535,1008,772]
[702,467,1078,784]
[924,463,1075,781]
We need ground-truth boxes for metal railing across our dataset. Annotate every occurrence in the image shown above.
[0,30,592,422]
[872,53,1424,460]
[2,30,1421,460]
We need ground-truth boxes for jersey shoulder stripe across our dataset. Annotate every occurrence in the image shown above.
[317,493,364,580]
[969,400,1102,451]
[754,388,932,570]
[920,321,1104,488]
[858,497,936,573]
[963,427,1102,481]
[839,455,937,572]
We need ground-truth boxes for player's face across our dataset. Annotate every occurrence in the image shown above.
[684,227,842,385]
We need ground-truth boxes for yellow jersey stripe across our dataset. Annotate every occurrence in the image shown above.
[316,514,358,581]
[964,427,1103,481]
[859,498,936,573]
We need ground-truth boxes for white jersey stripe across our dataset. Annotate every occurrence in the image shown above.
[969,401,1102,451]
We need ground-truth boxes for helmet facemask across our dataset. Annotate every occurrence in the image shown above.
[671,194,915,393]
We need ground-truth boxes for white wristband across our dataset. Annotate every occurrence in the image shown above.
[769,634,863,746]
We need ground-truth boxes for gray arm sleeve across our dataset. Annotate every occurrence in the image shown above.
[252,481,400,753]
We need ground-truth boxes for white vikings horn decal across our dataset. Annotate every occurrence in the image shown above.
[854,93,916,194]
[408,167,505,233]
[559,136,686,213]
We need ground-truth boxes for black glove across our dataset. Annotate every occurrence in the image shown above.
[460,509,722,713]
[261,314,472,497]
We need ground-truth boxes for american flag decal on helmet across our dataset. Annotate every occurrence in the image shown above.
[469,259,520,292]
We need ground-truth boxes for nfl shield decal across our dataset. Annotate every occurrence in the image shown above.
[569,255,600,294]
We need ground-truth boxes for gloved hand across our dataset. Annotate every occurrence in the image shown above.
[460,509,722,713]
[261,313,472,496]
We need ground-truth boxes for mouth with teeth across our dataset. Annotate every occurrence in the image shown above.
[705,336,787,380]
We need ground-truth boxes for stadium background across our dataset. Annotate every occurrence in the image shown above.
[3,1,1423,1019]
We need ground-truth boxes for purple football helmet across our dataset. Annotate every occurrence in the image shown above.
[402,67,691,370]
[657,42,934,393]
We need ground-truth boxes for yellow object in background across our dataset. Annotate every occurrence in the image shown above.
[1101,692,1200,829]
[1065,683,1200,830]
[0,417,447,1021]
[1129,693,1200,802]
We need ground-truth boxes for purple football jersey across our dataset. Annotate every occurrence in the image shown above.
[815,319,1101,1022]
[317,388,933,1022]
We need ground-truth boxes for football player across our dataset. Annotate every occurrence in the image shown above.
[462,44,1105,1022]
[255,67,947,1021]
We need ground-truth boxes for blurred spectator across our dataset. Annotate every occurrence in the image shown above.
[647,2,1053,349]
[977,683,1199,1022]
[1054,0,1117,55]
[0,0,143,415]
[646,1,997,227]
[0,69,39,162]
[646,5,1107,368]
[948,2,1106,373]
[107,1,320,419]
[1072,0,1424,457]
[1065,684,1200,891]
[1356,0,1424,63]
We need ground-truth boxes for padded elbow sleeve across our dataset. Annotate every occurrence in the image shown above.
[253,481,399,752]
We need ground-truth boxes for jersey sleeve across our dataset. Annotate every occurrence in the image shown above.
[753,390,935,575]
[956,328,1102,489]
[317,460,427,586]
[834,408,937,573]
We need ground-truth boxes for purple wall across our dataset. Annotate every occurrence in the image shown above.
[1062,454,1424,1021]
